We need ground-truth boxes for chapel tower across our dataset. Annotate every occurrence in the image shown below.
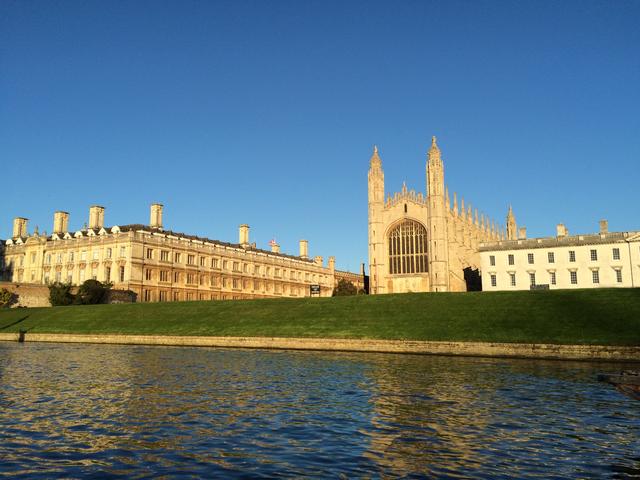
[426,137,449,291]
[367,137,506,294]
[367,146,385,294]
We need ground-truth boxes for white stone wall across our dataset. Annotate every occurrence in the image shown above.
[481,235,640,291]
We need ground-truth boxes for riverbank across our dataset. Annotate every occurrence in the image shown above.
[1,332,639,361]
[0,288,639,346]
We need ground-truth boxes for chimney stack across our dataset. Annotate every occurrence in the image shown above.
[328,256,335,272]
[518,227,527,240]
[314,255,323,267]
[12,217,28,238]
[299,240,309,259]
[150,203,163,229]
[599,219,608,235]
[556,223,568,238]
[89,205,105,230]
[53,211,70,234]
[239,224,250,247]
[271,242,280,254]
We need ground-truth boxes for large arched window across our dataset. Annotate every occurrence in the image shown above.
[388,220,428,274]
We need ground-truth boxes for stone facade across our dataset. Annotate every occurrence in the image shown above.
[368,138,509,293]
[480,221,640,291]
[2,205,364,302]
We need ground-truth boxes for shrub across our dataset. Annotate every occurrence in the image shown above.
[48,282,74,306]
[0,288,16,307]
[333,279,358,296]
[74,280,112,305]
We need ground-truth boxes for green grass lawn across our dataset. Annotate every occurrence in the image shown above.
[0,288,639,345]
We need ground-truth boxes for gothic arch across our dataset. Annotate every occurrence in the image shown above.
[386,219,429,275]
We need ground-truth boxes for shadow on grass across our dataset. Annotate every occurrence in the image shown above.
[0,315,30,331]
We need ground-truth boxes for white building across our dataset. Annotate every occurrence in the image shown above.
[479,221,640,291]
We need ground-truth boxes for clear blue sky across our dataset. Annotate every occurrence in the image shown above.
[2,0,639,272]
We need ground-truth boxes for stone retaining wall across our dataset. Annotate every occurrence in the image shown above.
[0,282,136,308]
[0,333,638,362]
[0,282,50,308]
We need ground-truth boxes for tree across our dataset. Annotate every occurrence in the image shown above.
[48,282,74,306]
[74,279,112,305]
[333,279,358,296]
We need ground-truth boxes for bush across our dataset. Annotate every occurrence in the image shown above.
[333,279,358,296]
[48,282,74,306]
[74,280,112,305]
[0,288,16,308]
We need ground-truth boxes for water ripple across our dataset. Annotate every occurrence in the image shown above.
[0,342,638,478]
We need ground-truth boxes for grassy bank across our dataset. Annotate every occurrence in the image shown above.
[0,288,639,345]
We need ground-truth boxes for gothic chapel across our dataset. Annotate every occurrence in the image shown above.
[367,137,515,293]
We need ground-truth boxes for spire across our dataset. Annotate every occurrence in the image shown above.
[445,186,450,210]
[453,192,458,215]
[369,145,382,170]
[402,181,407,194]
[460,197,465,219]
[428,135,441,164]
[506,205,517,240]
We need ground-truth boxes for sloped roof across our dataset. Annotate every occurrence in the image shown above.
[118,224,316,263]
[480,231,639,252]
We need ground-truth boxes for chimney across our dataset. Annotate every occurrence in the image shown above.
[12,217,28,238]
[328,256,335,272]
[299,240,309,259]
[599,219,608,235]
[361,263,366,276]
[150,203,163,229]
[556,223,567,238]
[518,226,527,240]
[271,242,280,254]
[53,211,70,234]
[239,224,250,247]
[89,205,105,230]
[314,255,323,267]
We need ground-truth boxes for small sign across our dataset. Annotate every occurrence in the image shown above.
[530,284,550,290]
[310,284,321,295]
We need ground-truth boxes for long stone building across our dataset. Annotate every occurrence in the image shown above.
[368,137,512,293]
[1,204,364,301]
[480,220,640,291]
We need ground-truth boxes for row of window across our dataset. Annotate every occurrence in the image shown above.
[146,248,323,282]
[489,247,622,267]
[38,265,126,285]
[142,283,306,302]
[489,268,623,287]
[37,247,127,266]
[144,268,321,289]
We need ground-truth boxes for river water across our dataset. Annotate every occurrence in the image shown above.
[0,342,638,478]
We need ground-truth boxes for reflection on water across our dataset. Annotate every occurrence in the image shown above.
[0,342,638,478]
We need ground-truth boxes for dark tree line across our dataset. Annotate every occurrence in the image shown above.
[48,280,112,306]
[332,279,365,296]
